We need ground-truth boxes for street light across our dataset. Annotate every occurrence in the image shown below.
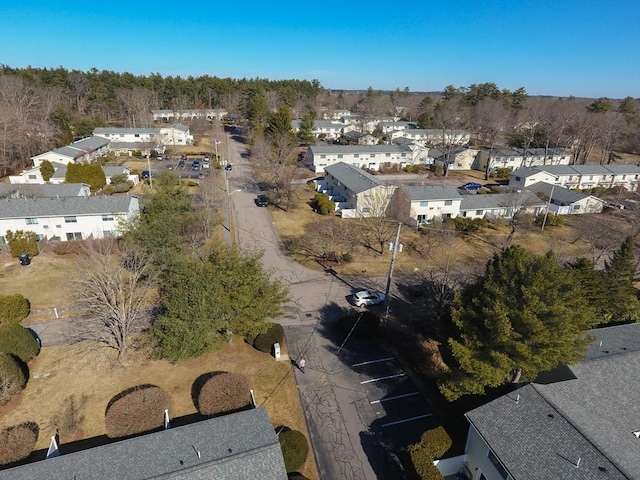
[540,176,560,232]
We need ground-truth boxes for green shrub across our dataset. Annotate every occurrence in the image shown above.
[65,163,106,191]
[253,323,285,353]
[445,217,488,232]
[5,231,39,258]
[110,173,129,185]
[0,294,30,325]
[311,193,335,215]
[0,353,27,406]
[40,160,55,182]
[408,427,451,480]
[335,312,381,338]
[429,164,444,174]
[0,422,39,466]
[0,324,39,362]
[494,167,512,178]
[111,182,132,193]
[194,372,252,416]
[104,385,172,438]
[534,213,564,227]
[279,429,309,472]
[405,165,420,173]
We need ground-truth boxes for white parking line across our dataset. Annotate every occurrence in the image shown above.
[381,413,434,428]
[352,357,395,368]
[370,391,420,404]
[360,373,405,384]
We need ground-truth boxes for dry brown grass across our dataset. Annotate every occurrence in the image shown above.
[0,339,316,477]
[0,253,75,315]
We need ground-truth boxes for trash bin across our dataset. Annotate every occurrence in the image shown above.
[19,253,31,266]
[273,343,281,359]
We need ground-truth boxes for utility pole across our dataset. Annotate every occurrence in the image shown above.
[383,222,402,324]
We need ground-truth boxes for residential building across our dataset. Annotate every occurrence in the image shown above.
[0,183,90,199]
[476,148,571,173]
[318,162,397,217]
[458,323,640,480]
[9,164,137,187]
[93,124,194,148]
[152,108,228,122]
[308,144,425,173]
[432,147,481,170]
[292,119,357,140]
[0,195,139,244]
[30,136,110,168]
[391,129,471,146]
[458,191,545,219]
[509,164,640,192]
[390,185,463,226]
[525,182,605,215]
[0,408,288,480]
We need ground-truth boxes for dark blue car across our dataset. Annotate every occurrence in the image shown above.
[461,182,483,190]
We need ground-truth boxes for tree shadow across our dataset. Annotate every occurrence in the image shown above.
[190,371,226,411]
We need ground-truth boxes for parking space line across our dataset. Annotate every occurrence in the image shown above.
[360,373,405,384]
[352,357,395,367]
[370,391,420,404]
[381,414,433,428]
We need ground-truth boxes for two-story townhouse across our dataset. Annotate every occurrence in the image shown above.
[320,162,397,217]
[390,185,462,226]
[291,119,357,140]
[0,195,139,244]
[458,191,545,219]
[308,144,420,173]
[453,323,640,480]
[9,161,66,184]
[94,124,193,149]
[509,164,640,192]
[391,129,471,145]
[152,108,228,122]
[525,181,606,214]
[30,136,111,168]
[476,148,571,173]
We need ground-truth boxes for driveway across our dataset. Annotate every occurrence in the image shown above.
[226,134,435,479]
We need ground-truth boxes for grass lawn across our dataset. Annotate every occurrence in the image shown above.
[0,340,317,478]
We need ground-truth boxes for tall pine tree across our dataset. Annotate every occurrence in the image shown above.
[440,245,596,401]
[602,235,639,324]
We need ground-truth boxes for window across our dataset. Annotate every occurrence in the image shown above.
[320,155,326,159]
[337,154,343,159]
[64,216,77,223]
[28,174,37,179]
[476,209,484,215]
[103,230,117,237]
[66,232,83,241]
[43,225,49,229]
[419,201,428,207]
[487,450,508,479]
[354,154,359,158]
[25,218,38,225]
[134,134,140,138]
[444,200,452,206]
[385,153,391,157]
[401,153,407,157]
[0,236,5,245]
[370,154,376,158]
[515,176,521,182]
[102,214,115,221]
[361,207,371,213]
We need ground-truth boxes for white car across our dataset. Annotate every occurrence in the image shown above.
[202,159,210,169]
[352,290,385,307]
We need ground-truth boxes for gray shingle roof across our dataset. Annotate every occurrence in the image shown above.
[0,408,288,480]
[0,183,88,199]
[0,195,137,219]
[94,127,161,135]
[525,182,605,205]
[466,324,640,480]
[514,164,640,177]
[400,185,462,201]
[459,191,544,211]
[324,162,382,193]
[310,144,411,155]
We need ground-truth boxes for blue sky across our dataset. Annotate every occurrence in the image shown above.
[1,0,639,98]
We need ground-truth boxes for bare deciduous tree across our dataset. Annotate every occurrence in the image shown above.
[357,186,399,253]
[72,240,158,364]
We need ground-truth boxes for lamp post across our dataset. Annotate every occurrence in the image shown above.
[383,222,403,324]
[540,176,560,232]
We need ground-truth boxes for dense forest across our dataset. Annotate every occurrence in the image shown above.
[0,65,638,176]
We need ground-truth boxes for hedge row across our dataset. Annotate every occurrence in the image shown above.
[408,426,452,480]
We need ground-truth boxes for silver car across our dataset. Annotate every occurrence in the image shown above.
[352,290,385,307]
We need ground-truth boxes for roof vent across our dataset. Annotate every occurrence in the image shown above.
[633,431,640,438]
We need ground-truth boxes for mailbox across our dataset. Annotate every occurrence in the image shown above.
[273,342,281,359]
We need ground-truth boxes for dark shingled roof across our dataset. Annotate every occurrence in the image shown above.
[400,184,462,201]
[0,408,288,480]
[466,324,640,480]
[0,195,137,219]
[324,162,382,193]
[0,183,88,199]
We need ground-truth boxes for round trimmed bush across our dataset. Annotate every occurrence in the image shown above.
[278,429,309,473]
[0,324,39,362]
[0,422,39,466]
[195,372,251,416]
[0,294,30,326]
[253,323,285,353]
[105,385,172,438]
[0,353,27,406]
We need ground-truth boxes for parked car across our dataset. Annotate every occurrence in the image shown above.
[256,194,268,207]
[198,172,205,179]
[202,159,210,169]
[140,170,150,179]
[224,163,233,171]
[352,290,385,307]
[192,161,200,171]
[177,159,185,167]
[460,182,483,190]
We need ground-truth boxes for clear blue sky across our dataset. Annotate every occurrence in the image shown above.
[1,0,639,98]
